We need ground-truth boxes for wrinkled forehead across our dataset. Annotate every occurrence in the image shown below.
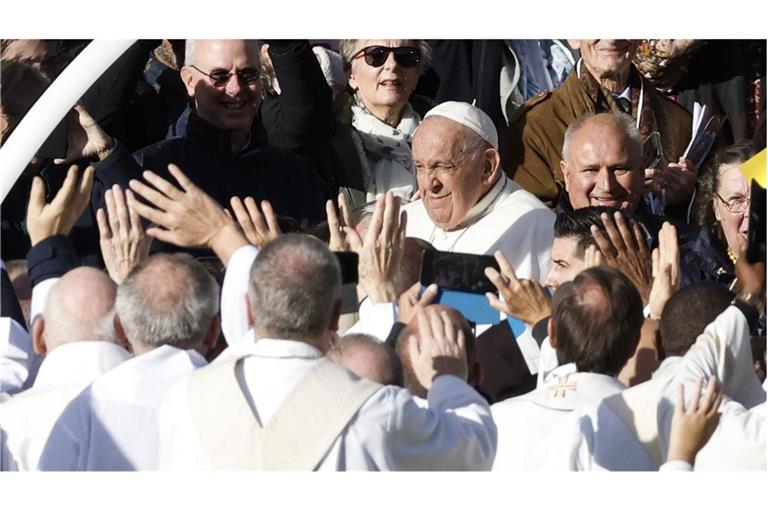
[192,39,260,69]
[717,163,749,194]
[413,117,469,157]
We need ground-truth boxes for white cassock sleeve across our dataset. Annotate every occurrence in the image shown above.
[0,318,34,396]
[342,298,397,342]
[356,375,497,470]
[659,460,693,471]
[220,245,259,346]
[664,305,767,470]
[29,278,58,326]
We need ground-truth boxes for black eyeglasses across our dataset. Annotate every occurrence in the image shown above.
[352,45,422,68]
[190,65,260,87]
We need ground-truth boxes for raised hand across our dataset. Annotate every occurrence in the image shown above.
[96,185,152,284]
[398,281,439,324]
[583,244,605,268]
[26,164,94,246]
[326,193,353,252]
[667,378,723,465]
[656,157,697,206]
[591,211,653,303]
[128,163,246,266]
[408,308,468,390]
[230,197,281,249]
[344,193,406,304]
[648,222,681,320]
[484,250,551,326]
[53,104,114,165]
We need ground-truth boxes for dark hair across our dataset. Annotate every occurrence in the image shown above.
[660,282,733,357]
[694,143,756,252]
[551,266,643,376]
[554,206,622,257]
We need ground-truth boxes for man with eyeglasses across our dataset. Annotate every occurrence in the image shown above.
[72,39,326,258]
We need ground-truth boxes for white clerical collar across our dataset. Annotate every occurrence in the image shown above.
[456,174,507,229]
[33,341,131,390]
[248,338,324,359]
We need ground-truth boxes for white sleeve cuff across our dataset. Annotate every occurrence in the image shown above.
[343,298,397,342]
[221,245,259,346]
[659,460,693,472]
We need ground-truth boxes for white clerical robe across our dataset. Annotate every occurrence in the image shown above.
[36,345,206,470]
[491,363,625,470]
[538,305,766,471]
[158,338,496,470]
[0,341,131,470]
[403,176,554,282]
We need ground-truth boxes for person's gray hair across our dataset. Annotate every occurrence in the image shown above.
[339,40,432,73]
[115,253,220,349]
[561,111,642,166]
[248,234,341,339]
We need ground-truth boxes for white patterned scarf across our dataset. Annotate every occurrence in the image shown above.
[350,98,421,202]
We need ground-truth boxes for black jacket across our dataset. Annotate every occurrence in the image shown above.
[91,111,327,257]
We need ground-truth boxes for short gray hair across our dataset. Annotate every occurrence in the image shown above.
[44,289,115,345]
[248,234,340,339]
[561,111,642,167]
[184,39,259,67]
[116,253,220,349]
[339,39,432,73]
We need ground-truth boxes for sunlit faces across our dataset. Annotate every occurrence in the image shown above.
[412,117,499,230]
[180,40,261,134]
[713,163,750,258]
[561,116,644,213]
[347,39,423,126]
[568,39,639,84]
[544,236,587,291]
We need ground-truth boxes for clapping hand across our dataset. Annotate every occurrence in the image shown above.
[230,197,281,249]
[344,193,406,304]
[484,250,551,326]
[26,164,94,246]
[96,185,152,284]
[408,308,468,390]
[591,211,653,303]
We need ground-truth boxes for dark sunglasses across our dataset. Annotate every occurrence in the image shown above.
[352,45,422,68]
[190,64,260,87]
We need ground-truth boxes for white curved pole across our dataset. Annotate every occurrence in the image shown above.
[1,39,137,202]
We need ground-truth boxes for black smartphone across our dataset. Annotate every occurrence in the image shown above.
[35,115,69,161]
[745,180,766,264]
[419,249,499,294]
[641,131,662,170]
[334,251,359,314]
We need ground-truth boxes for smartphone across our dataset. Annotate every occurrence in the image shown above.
[35,115,69,160]
[334,251,359,314]
[419,249,501,325]
[641,131,662,170]
[745,179,766,264]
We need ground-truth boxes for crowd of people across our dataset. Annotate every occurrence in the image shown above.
[0,38,765,471]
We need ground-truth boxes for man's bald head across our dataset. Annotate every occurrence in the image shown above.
[561,112,644,213]
[549,266,643,376]
[41,267,117,352]
[396,304,478,398]
[328,334,403,386]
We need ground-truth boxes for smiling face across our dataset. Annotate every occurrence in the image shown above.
[180,40,261,135]
[412,117,499,230]
[713,163,750,257]
[347,39,423,126]
[561,115,644,214]
[569,39,638,84]
[544,236,587,291]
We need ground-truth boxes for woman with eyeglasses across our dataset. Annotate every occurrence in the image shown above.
[337,40,432,205]
[694,143,756,282]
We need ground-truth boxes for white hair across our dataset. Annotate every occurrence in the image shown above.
[562,111,642,166]
[43,283,116,345]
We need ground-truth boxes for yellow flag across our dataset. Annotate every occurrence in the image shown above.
[741,148,766,188]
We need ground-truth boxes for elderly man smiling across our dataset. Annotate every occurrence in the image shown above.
[404,101,553,282]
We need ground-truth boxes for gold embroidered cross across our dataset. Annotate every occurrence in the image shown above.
[548,376,577,398]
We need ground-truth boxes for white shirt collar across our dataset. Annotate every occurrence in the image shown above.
[456,174,508,229]
[33,341,131,389]
[245,338,324,360]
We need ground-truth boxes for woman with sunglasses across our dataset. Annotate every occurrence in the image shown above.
[338,40,432,205]
[693,143,756,284]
